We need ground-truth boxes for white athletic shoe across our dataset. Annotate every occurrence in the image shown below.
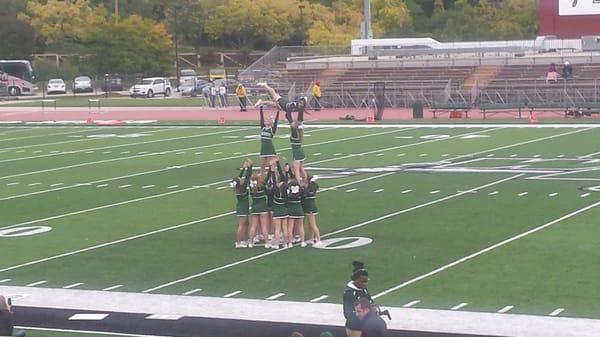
[300,241,308,248]
[254,99,263,107]
[265,243,271,249]
[313,241,323,247]
[268,234,274,240]
[287,243,293,248]
[248,242,253,248]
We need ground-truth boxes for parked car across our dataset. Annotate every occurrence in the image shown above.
[73,76,93,93]
[180,79,209,97]
[178,69,197,89]
[129,77,172,98]
[47,79,66,94]
[102,74,123,92]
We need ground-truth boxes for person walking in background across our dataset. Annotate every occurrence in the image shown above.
[236,84,248,112]
[0,295,26,337]
[343,261,372,337]
[354,297,387,337]
[209,83,218,108]
[312,81,322,111]
[218,83,227,107]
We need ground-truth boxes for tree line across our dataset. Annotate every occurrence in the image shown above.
[0,0,538,76]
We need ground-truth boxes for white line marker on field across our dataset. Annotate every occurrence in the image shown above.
[26,280,47,287]
[16,150,25,153]
[518,192,528,196]
[498,306,514,313]
[334,153,343,156]
[216,186,228,190]
[451,302,468,310]
[0,279,11,284]
[419,154,427,157]
[373,189,384,193]
[142,185,155,189]
[488,191,498,195]
[146,314,183,320]
[119,184,131,188]
[549,192,558,197]
[63,282,84,289]
[549,308,564,316]
[430,190,440,194]
[266,293,286,300]
[214,152,223,155]
[182,289,202,296]
[487,154,495,157]
[7,182,19,186]
[195,152,204,155]
[50,183,63,187]
[510,154,517,157]
[375,153,384,157]
[69,314,108,321]
[557,155,565,158]
[397,153,406,156]
[346,188,357,193]
[310,295,328,303]
[28,183,41,186]
[120,151,130,154]
[224,290,242,298]
[533,154,541,158]
[441,154,449,157]
[96,184,108,188]
[103,284,123,291]
[402,300,420,308]
[176,152,185,155]
[313,152,321,156]
[401,189,412,194]
[168,185,179,189]
[233,152,242,155]
[33,150,43,154]
[102,151,112,154]
[581,193,590,198]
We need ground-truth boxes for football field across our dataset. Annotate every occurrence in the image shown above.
[1,124,599,321]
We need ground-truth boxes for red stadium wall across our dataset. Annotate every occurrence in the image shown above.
[539,0,600,38]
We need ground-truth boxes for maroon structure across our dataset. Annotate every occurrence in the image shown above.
[539,0,600,38]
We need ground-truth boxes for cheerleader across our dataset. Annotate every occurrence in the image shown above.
[269,157,289,249]
[286,173,306,247]
[233,159,252,248]
[255,83,307,124]
[259,105,280,176]
[248,172,270,248]
[302,173,321,246]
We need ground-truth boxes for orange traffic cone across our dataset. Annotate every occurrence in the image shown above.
[218,116,226,125]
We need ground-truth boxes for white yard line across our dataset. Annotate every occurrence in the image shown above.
[310,295,328,303]
[0,128,103,143]
[498,306,514,313]
[26,280,47,287]
[402,300,420,308]
[182,289,202,296]
[102,284,123,291]
[451,302,469,310]
[63,282,84,289]
[223,290,242,298]
[549,308,564,316]
[266,293,286,300]
[372,199,600,300]
[0,279,11,284]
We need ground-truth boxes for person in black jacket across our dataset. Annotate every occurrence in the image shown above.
[0,296,26,337]
[355,297,387,337]
[343,261,372,337]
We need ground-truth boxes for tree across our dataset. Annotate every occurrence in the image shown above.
[82,15,173,75]
[0,15,37,59]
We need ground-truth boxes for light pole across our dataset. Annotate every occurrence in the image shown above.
[299,4,306,45]
[114,0,119,23]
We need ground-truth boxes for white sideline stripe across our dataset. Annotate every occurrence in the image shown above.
[26,280,47,287]
[142,185,155,189]
[549,308,564,316]
[69,314,108,320]
[146,314,183,320]
[498,306,514,313]
[549,192,558,197]
[266,293,286,300]
[119,184,131,188]
[373,189,384,193]
[63,282,84,289]
[103,284,123,291]
[27,182,40,186]
[50,183,63,187]
[216,186,228,190]
[451,302,468,310]
[182,288,202,296]
[7,182,19,186]
[401,189,412,194]
[346,188,357,193]
[143,174,520,293]
[403,300,420,308]
[430,190,440,194]
[168,185,179,189]
[0,279,11,284]
[0,211,235,273]
[489,191,498,195]
[581,193,590,198]
[518,192,528,196]
[16,326,166,337]
[0,128,103,144]
[223,290,242,298]
[310,295,328,303]
[96,184,108,188]
[373,199,600,300]
[0,127,373,201]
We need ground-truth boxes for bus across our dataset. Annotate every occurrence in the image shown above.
[0,60,36,96]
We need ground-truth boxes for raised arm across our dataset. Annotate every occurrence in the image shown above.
[260,106,265,128]
[272,110,280,133]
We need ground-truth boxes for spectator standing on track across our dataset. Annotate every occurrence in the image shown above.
[546,63,558,83]
[312,81,322,111]
[219,83,228,107]
[343,261,372,337]
[0,295,26,337]
[355,297,387,337]
[209,83,218,108]
[236,84,248,112]
[202,85,211,106]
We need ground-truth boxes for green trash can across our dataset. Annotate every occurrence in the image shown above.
[412,102,423,119]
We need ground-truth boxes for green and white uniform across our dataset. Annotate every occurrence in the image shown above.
[290,127,305,161]
[286,182,304,219]
[272,162,288,219]
[260,108,279,157]
[234,166,252,217]
[302,181,318,215]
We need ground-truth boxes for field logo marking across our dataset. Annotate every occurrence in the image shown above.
[313,237,373,250]
[0,226,52,237]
